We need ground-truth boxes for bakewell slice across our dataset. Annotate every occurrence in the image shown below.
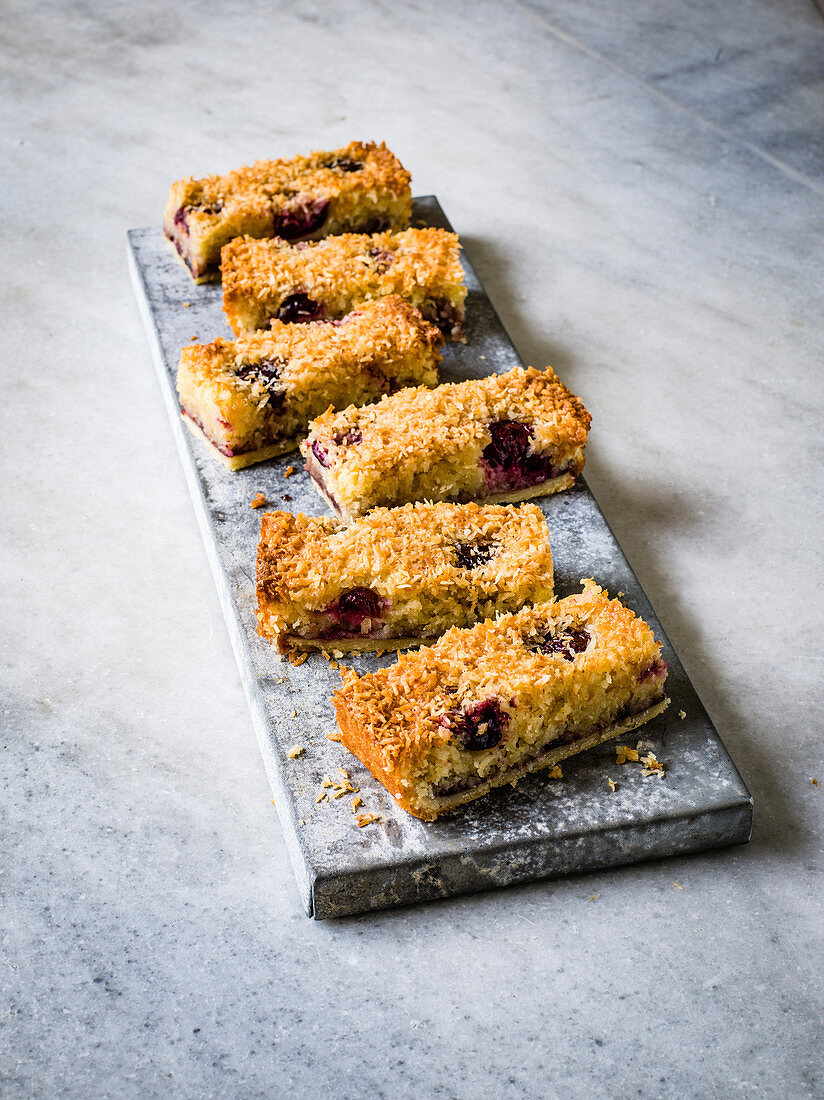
[300,365,590,520]
[177,297,442,470]
[256,501,554,653]
[334,582,669,821]
[164,140,411,283]
[221,227,466,339]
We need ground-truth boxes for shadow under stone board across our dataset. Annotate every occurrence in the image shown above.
[127,196,752,919]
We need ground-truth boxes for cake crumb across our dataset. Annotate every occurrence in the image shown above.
[183,301,191,307]
[287,745,304,759]
[615,745,639,765]
[352,797,363,810]
[315,792,328,803]
[586,894,600,902]
[321,777,334,788]
[356,813,380,827]
[608,778,617,792]
[283,465,296,478]
[812,778,818,788]
[337,768,350,780]
[640,752,665,777]
[288,652,308,667]
[548,765,563,779]
[617,591,625,599]
[327,732,343,742]
[190,335,199,341]
[673,881,683,890]
[250,493,267,508]
[679,710,687,720]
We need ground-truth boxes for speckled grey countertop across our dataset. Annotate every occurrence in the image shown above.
[3,0,823,1096]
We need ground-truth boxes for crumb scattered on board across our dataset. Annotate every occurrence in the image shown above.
[288,652,308,667]
[548,765,563,779]
[615,745,639,765]
[608,778,617,792]
[679,710,687,719]
[287,745,304,759]
[283,465,295,478]
[250,492,267,509]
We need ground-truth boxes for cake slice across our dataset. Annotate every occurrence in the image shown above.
[334,581,669,820]
[177,297,442,470]
[221,227,466,338]
[256,502,554,653]
[164,140,411,282]
[300,366,590,520]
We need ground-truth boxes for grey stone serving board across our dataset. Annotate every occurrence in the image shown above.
[127,197,752,920]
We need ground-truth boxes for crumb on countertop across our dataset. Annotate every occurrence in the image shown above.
[548,765,563,779]
[679,710,687,719]
[283,465,295,478]
[288,652,308,667]
[287,745,304,759]
[615,745,639,765]
[251,492,267,509]
[356,812,380,827]
[640,752,665,777]
[608,778,617,792]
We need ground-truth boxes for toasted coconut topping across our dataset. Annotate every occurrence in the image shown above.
[222,227,466,336]
[335,581,665,776]
[300,365,590,518]
[164,141,412,281]
[177,296,442,462]
[256,501,554,649]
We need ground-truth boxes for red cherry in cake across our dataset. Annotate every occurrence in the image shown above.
[529,627,590,659]
[453,542,495,569]
[273,198,330,241]
[441,698,509,752]
[277,293,323,323]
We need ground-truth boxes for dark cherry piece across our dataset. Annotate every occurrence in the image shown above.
[441,698,509,752]
[310,440,329,468]
[277,293,323,323]
[453,542,495,569]
[639,658,668,681]
[333,428,362,447]
[273,198,330,241]
[335,587,382,630]
[325,157,364,172]
[529,627,590,659]
[483,419,555,482]
[235,356,287,413]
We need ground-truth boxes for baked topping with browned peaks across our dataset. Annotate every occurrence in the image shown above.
[164,140,412,282]
[256,501,554,653]
[221,227,466,337]
[301,365,590,519]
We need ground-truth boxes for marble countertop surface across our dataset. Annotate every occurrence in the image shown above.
[3,1,822,1096]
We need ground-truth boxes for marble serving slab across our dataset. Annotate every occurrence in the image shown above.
[127,197,752,919]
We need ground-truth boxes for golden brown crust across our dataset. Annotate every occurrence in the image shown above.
[221,227,466,337]
[177,296,442,467]
[334,582,668,819]
[300,366,591,519]
[163,140,412,280]
[256,501,555,652]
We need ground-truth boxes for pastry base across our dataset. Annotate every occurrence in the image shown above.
[183,413,298,470]
[278,633,433,655]
[305,468,578,520]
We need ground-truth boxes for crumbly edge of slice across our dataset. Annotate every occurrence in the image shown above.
[182,413,298,470]
[335,695,669,821]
